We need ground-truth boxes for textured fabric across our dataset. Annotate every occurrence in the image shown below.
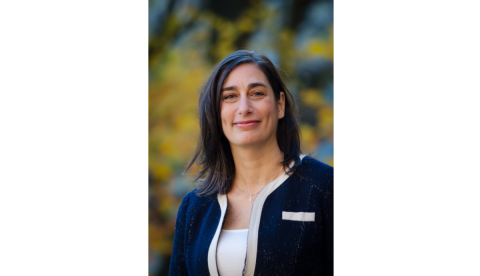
[168,156,333,276]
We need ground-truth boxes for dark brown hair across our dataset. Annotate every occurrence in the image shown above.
[185,50,302,197]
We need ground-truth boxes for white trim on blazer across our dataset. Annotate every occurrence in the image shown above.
[207,155,306,276]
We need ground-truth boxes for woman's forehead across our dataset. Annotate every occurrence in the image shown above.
[223,64,270,88]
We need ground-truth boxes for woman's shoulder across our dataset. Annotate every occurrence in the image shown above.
[178,188,218,213]
[301,155,333,171]
[293,155,333,187]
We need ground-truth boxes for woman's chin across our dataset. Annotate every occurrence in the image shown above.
[230,136,271,148]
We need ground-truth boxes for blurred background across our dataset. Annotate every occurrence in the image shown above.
[149,0,333,274]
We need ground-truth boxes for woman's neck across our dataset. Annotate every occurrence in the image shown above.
[230,142,285,193]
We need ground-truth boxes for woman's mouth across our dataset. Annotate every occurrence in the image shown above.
[234,120,260,128]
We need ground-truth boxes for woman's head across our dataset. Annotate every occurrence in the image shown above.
[186,50,302,196]
[220,63,285,149]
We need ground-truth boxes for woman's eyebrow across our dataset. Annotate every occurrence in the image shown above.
[221,82,267,92]
[221,85,237,92]
[247,82,267,90]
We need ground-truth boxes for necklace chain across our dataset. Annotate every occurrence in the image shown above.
[235,166,284,202]
[235,183,261,201]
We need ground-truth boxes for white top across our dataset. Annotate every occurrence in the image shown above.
[216,229,249,276]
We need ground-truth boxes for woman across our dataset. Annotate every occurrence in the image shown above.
[169,50,333,276]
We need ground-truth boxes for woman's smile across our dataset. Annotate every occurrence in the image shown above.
[234,120,261,128]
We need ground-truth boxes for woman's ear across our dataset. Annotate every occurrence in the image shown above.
[278,92,285,119]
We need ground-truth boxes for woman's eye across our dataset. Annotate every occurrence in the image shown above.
[224,94,236,100]
[252,91,265,96]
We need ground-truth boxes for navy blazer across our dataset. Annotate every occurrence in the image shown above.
[169,156,333,276]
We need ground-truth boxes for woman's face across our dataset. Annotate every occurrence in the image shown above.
[220,63,285,149]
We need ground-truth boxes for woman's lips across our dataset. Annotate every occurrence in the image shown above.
[234,120,260,128]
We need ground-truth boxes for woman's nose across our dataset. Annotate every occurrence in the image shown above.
[238,95,252,116]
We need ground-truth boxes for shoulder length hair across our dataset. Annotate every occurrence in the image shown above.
[185,50,302,197]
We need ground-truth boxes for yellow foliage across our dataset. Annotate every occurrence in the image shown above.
[300,124,318,154]
[319,106,333,127]
[237,16,255,32]
[151,164,172,181]
[301,89,324,108]
[318,106,333,139]
[307,39,333,60]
